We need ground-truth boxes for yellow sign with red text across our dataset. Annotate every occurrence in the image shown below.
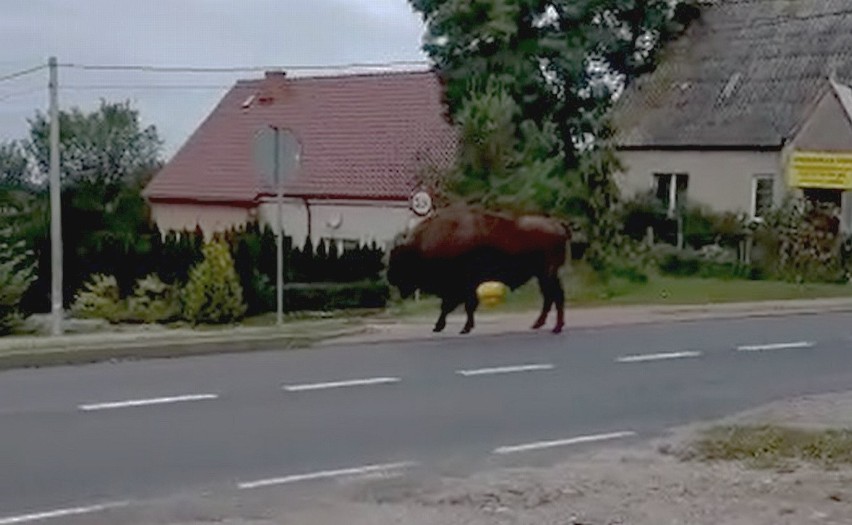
[788,151,852,189]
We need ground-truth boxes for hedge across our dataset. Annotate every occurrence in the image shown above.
[281,280,390,312]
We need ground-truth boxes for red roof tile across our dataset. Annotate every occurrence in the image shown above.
[144,69,458,204]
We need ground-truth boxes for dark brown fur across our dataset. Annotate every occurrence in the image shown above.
[387,204,570,334]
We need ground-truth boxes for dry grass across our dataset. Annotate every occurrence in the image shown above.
[684,425,852,469]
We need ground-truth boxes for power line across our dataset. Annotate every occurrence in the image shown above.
[63,84,232,90]
[0,64,48,84]
[0,86,46,103]
[59,59,431,74]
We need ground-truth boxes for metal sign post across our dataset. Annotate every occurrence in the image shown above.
[253,127,301,326]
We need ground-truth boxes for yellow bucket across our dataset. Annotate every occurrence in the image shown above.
[476,281,508,307]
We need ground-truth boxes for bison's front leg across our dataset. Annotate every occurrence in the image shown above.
[434,296,461,333]
[461,292,479,334]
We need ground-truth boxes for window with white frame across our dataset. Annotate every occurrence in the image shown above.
[751,174,774,220]
[654,173,688,216]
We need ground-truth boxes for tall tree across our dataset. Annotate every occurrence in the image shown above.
[17,100,164,311]
[410,0,699,217]
[26,99,163,188]
[0,140,30,190]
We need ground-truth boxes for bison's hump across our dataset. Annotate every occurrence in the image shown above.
[398,206,569,259]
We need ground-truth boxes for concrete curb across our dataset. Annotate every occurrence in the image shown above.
[323,299,852,347]
[0,327,367,371]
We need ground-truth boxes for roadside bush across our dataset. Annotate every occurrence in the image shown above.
[182,240,247,324]
[653,244,748,280]
[586,233,651,284]
[125,274,180,324]
[618,193,747,251]
[754,198,848,283]
[282,280,390,312]
[0,236,35,335]
[70,274,124,323]
[617,191,669,243]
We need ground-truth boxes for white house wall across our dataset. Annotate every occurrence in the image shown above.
[260,199,419,250]
[151,199,421,249]
[149,203,253,238]
[615,150,782,215]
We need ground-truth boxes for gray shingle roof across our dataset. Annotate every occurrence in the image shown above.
[612,0,852,149]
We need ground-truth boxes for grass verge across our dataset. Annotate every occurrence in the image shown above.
[683,425,852,469]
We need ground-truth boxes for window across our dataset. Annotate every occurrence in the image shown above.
[654,173,688,216]
[751,174,774,220]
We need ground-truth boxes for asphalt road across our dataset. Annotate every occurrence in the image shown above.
[2,311,852,523]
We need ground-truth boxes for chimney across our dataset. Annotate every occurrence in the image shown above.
[265,70,287,80]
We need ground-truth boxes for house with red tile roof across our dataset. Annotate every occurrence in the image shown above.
[143,68,457,249]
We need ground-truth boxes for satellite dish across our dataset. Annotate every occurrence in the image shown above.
[410,191,433,216]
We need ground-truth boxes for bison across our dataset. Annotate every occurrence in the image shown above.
[387,204,571,335]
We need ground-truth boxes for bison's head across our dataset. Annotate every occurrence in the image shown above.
[387,243,419,299]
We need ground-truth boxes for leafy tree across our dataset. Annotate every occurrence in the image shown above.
[0,140,31,190]
[412,0,698,140]
[0,231,35,335]
[409,0,701,246]
[16,100,164,311]
[26,99,162,188]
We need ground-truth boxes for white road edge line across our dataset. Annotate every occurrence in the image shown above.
[237,461,418,490]
[456,364,555,377]
[78,394,218,411]
[737,341,815,352]
[283,377,401,392]
[493,431,637,455]
[0,501,129,525]
[616,351,702,363]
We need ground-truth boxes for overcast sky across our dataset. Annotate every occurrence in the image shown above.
[0,0,428,157]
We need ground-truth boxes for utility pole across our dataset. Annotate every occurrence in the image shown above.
[48,56,63,336]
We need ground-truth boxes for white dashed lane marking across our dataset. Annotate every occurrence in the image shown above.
[0,501,129,524]
[282,377,401,392]
[737,341,815,352]
[78,394,219,412]
[616,351,702,363]
[493,431,637,454]
[237,461,418,489]
[456,364,555,377]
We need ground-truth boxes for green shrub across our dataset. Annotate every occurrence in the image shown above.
[653,244,748,280]
[0,237,35,335]
[125,274,180,324]
[616,190,669,242]
[656,247,701,277]
[182,240,247,324]
[70,274,124,323]
[282,280,390,312]
[755,198,848,283]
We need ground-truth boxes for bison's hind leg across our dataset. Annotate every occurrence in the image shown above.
[552,276,566,334]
